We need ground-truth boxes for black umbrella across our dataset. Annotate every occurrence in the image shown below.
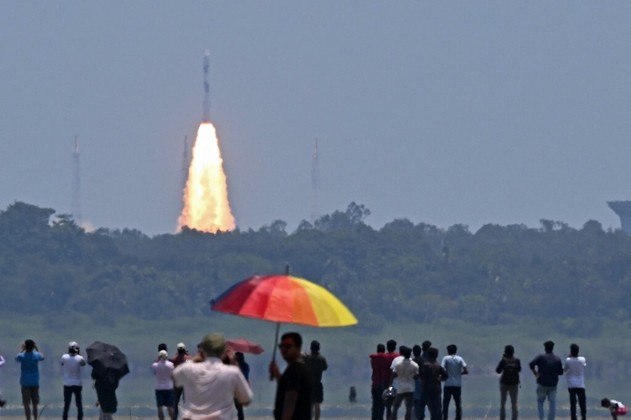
[86,341,130,379]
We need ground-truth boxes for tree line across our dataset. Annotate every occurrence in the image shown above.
[1,201,629,336]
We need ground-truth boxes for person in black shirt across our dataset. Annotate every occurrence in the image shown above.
[496,345,521,420]
[303,340,328,420]
[91,368,119,420]
[270,332,312,420]
[418,347,448,420]
[529,340,563,420]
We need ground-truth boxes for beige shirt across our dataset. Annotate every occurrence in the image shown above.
[173,357,253,419]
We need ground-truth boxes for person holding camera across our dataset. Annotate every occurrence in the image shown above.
[61,341,86,420]
[16,339,45,420]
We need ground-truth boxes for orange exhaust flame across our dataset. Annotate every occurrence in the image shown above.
[178,122,235,233]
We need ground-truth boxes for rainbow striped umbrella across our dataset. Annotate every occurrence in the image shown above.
[210,271,357,364]
[211,274,357,327]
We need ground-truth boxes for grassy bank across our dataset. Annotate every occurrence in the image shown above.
[0,313,627,416]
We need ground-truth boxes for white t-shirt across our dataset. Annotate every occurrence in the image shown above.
[390,355,404,388]
[393,358,419,393]
[60,353,86,387]
[173,358,253,420]
[152,360,175,390]
[441,355,467,387]
[564,356,586,388]
[390,355,404,370]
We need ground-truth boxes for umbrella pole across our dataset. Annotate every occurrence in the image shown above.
[271,266,286,364]
[272,321,280,362]
[269,321,280,381]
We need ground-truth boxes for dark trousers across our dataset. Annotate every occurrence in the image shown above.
[63,385,83,420]
[391,392,414,420]
[173,386,183,419]
[568,387,586,420]
[235,399,245,420]
[418,392,442,420]
[499,383,518,420]
[414,398,423,420]
[442,386,461,420]
[372,385,389,419]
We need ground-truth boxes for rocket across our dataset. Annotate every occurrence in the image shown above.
[203,50,210,122]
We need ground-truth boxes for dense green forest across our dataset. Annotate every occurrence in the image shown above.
[3,201,631,415]
[1,200,630,336]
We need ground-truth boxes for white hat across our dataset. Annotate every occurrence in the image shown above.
[158,350,168,360]
[177,342,186,350]
[68,341,79,348]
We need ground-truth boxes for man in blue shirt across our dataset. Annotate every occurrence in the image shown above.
[16,339,45,420]
[529,340,563,420]
[441,344,468,420]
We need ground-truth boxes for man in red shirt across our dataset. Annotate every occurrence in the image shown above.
[170,342,191,419]
[370,340,399,420]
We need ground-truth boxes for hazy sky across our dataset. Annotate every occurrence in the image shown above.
[2,2,631,234]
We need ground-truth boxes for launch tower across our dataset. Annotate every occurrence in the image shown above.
[608,201,631,235]
[72,136,82,224]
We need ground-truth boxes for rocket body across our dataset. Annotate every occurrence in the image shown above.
[203,50,210,122]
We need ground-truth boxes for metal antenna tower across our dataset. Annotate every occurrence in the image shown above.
[203,50,210,122]
[182,135,189,188]
[311,138,320,222]
[71,135,82,224]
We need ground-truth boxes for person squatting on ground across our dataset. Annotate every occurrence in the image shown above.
[303,340,328,420]
[173,333,252,420]
[529,340,563,420]
[152,350,175,420]
[564,343,587,420]
[270,332,313,420]
[0,351,5,407]
[16,339,44,420]
[441,344,467,420]
[60,341,86,420]
[603,398,628,420]
[170,342,191,420]
[418,347,447,420]
[495,345,521,420]
[390,346,419,420]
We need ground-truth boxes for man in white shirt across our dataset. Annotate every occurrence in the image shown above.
[390,346,419,420]
[564,343,587,420]
[172,333,252,420]
[152,350,175,420]
[441,344,468,420]
[390,346,406,392]
[60,341,86,420]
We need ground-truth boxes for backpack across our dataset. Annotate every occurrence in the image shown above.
[501,357,520,385]
[615,403,627,416]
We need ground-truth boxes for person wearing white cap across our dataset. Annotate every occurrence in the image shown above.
[60,341,86,420]
[170,342,190,419]
[152,350,175,420]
